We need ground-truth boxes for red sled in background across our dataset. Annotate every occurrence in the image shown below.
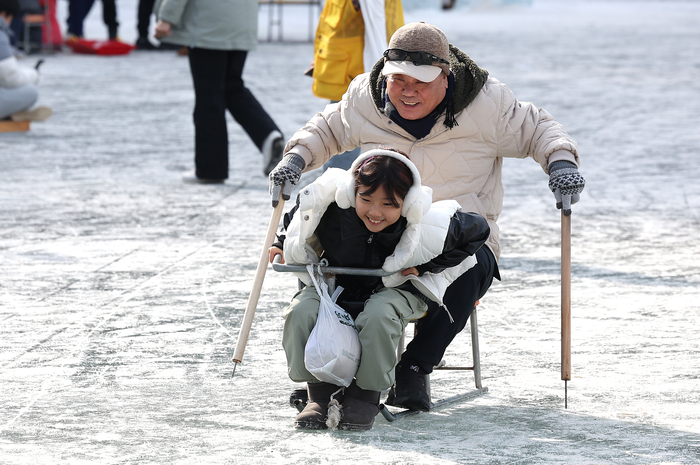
[65,38,135,56]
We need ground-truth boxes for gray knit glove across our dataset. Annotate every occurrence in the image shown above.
[269,152,305,207]
[548,160,585,216]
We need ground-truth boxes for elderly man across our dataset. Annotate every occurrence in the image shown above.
[269,22,584,414]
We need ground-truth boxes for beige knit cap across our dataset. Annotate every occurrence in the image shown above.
[383,22,451,79]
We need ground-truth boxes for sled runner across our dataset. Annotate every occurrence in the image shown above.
[272,257,488,422]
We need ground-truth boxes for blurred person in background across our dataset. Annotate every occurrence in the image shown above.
[0,0,51,122]
[311,0,404,171]
[154,0,285,183]
[134,0,180,50]
[65,0,121,41]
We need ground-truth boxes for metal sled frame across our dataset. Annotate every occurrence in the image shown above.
[272,259,488,422]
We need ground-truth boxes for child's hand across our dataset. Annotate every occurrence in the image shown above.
[401,267,418,276]
[269,246,284,264]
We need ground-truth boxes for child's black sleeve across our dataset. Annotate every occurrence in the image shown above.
[415,212,490,275]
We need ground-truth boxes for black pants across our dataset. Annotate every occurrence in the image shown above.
[403,246,500,373]
[67,0,118,39]
[137,0,155,39]
[187,48,280,179]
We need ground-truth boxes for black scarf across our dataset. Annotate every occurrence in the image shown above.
[382,72,457,140]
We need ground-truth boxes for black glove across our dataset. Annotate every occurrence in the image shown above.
[548,160,585,216]
[269,152,305,207]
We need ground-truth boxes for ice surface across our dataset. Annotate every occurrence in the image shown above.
[1,0,699,464]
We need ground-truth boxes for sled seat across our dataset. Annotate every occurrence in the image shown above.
[271,258,488,421]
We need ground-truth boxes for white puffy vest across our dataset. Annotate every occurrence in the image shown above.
[283,167,477,312]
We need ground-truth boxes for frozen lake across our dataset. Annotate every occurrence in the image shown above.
[1,0,699,463]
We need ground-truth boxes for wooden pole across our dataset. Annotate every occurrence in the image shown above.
[561,210,572,408]
[231,198,285,375]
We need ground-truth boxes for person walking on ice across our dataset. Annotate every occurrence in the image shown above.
[269,21,586,413]
[269,149,490,430]
[154,0,285,183]
[0,0,51,123]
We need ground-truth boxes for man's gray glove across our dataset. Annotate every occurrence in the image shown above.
[269,152,305,207]
[548,160,585,216]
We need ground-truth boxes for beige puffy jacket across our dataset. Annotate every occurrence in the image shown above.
[286,45,580,261]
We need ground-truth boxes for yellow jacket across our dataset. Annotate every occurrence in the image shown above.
[312,0,403,101]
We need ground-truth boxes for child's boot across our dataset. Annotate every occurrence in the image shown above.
[294,382,343,429]
[338,380,380,431]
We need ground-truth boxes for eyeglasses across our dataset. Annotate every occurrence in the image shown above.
[383,49,449,66]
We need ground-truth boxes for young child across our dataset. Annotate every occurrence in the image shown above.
[269,148,490,431]
[0,0,51,122]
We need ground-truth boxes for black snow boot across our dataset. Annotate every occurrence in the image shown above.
[294,382,343,430]
[338,380,381,431]
[385,360,431,411]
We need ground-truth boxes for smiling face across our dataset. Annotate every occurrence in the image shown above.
[355,184,404,233]
[386,72,448,120]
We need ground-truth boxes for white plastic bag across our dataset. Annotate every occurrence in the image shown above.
[304,265,361,387]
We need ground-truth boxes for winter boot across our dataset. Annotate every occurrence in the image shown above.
[294,382,343,430]
[337,379,381,431]
[136,37,158,50]
[385,360,431,411]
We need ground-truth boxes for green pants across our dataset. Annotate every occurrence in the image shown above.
[282,286,428,392]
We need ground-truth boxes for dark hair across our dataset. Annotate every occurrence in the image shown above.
[0,0,20,17]
[354,149,413,209]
